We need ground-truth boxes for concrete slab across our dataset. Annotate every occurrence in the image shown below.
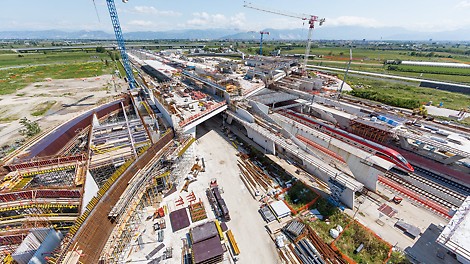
[125,117,281,264]
[406,224,460,264]
[194,120,280,264]
[343,183,448,250]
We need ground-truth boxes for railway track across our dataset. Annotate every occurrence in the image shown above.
[413,165,470,196]
[383,172,457,209]
[408,172,466,203]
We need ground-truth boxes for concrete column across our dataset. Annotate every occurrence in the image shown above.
[226,115,233,125]
[398,136,412,149]
[244,126,275,154]
[339,187,354,209]
[185,126,196,138]
[345,157,380,191]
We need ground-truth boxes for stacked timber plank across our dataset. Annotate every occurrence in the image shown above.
[237,155,276,197]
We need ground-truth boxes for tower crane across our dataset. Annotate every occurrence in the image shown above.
[243,2,325,74]
[259,31,270,55]
[105,0,137,89]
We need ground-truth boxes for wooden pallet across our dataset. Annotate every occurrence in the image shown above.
[189,200,207,222]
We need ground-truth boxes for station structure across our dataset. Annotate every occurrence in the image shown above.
[0,47,469,263]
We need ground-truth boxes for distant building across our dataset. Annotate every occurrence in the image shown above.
[217,61,239,73]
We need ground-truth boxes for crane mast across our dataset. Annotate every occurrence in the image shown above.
[243,2,324,75]
[259,31,270,55]
[106,0,136,89]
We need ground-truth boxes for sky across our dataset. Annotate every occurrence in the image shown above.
[2,0,470,33]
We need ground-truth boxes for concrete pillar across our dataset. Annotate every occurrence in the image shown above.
[398,136,412,149]
[244,126,276,155]
[345,157,381,191]
[226,115,233,125]
[185,126,196,138]
[339,187,354,209]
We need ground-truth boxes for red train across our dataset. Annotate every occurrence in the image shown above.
[281,110,414,173]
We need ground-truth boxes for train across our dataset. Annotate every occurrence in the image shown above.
[282,110,414,173]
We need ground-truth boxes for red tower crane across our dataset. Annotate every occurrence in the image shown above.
[244,2,325,74]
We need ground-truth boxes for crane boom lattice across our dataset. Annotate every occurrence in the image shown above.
[106,0,136,89]
[243,1,324,74]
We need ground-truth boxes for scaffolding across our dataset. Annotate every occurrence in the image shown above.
[349,119,392,144]
[102,161,168,263]
[100,135,195,263]
[169,142,195,188]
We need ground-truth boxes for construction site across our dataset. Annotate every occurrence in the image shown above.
[0,1,470,264]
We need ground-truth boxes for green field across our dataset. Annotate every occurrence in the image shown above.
[310,60,470,84]
[239,43,470,62]
[0,51,117,95]
[0,62,113,95]
[346,75,470,110]
[391,64,470,75]
[307,197,393,263]
[0,51,112,67]
[307,198,348,244]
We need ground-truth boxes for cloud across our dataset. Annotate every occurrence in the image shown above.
[131,6,181,17]
[457,0,470,8]
[128,20,154,27]
[326,16,382,28]
[186,12,246,29]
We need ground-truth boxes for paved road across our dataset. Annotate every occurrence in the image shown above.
[307,65,470,89]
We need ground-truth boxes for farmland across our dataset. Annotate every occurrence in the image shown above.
[0,51,112,67]
[389,64,470,76]
[238,42,470,84]
[346,75,470,110]
[0,51,117,95]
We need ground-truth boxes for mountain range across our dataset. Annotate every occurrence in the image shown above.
[1,26,470,41]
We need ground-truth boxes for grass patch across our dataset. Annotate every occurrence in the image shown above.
[115,60,126,78]
[346,75,470,110]
[0,116,18,123]
[284,180,318,211]
[0,51,111,67]
[392,64,470,76]
[310,60,470,84]
[0,61,113,95]
[36,93,53,97]
[31,100,56,116]
[16,92,26,96]
[388,250,411,264]
[307,198,349,244]
[335,221,391,264]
